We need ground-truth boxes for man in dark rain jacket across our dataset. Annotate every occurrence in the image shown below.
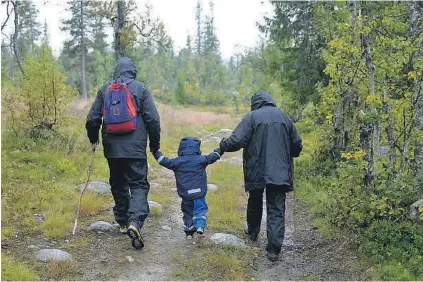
[219,90,302,262]
[86,57,160,249]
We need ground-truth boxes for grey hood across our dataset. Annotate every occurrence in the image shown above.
[113,57,137,84]
[251,90,277,111]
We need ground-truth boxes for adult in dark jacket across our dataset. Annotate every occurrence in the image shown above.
[219,90,302,261]
[86,57,160,249]
[153,137,222,238]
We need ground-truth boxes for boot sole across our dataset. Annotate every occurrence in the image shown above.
[127,228,144,249]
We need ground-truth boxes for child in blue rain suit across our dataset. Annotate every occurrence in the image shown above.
[153,137,222,238]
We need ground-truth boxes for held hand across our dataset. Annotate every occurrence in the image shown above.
[214,148,224,156]
[219,138,227,151]
[150,145,160,154]
[153,150,162,160]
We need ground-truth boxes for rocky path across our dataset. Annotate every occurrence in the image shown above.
[252,193,363,281]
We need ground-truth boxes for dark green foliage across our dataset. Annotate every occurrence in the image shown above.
[362,221,423,280]
[18,0,42,56]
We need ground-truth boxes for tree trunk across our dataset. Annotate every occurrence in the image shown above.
[360,4,377,189]
[12,1,25,76]
[348,1,357,44]
[406,1,423,194]
[9,41,15,83]
[80,0,88,99]
[114,0,125,60]
[415,76,423,194]
[382,87,397,181]
[332,1,357,155]
[404,1,423,194]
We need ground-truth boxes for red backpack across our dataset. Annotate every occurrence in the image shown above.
[103,81,137,134]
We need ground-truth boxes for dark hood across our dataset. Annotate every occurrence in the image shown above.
[251,90,276,111]
[113,57,137,84]
[178,137,202,156]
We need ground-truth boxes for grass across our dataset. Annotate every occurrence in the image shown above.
[1,116,112,239]
[1,254,37,281]
[148,179,174,209]
[47,260,76,281]
[206,162,246,233]
[171,240,257,281]
[80,192,112,215]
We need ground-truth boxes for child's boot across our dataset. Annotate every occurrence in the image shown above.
[185,231,195,240]
[196,227,204,235]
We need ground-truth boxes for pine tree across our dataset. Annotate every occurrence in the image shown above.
[185,34,192,54]
[202,0,219,57]
[87,9,112,91]
[194,0,202,55]
[91,11,108,53]
[61,0,93,99]
[18,0,41,56]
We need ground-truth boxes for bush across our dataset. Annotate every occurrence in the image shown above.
[362,220,423,280]
[18,42,75,133]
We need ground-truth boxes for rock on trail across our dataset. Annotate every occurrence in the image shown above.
[79,181,111,194]
[37,249,73,262]
[88,221,115,232]
[210,233,246,248]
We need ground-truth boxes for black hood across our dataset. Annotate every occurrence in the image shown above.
[178,137,202,156]
[113,57,137,84]
[251,90,276,111]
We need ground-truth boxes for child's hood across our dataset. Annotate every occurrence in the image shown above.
[178,137,202,156]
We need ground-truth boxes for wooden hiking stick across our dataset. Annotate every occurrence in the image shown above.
[72,143,97,236]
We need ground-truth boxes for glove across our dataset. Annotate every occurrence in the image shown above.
[214,148,224,156]
[86,121,100,145]
[89,137,98,145]
[153,150,162,160]
[219,138,227,151]
[150,145,160,154]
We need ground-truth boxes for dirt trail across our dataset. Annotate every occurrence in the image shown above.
[252,193,362,281]
[116,188,186,281]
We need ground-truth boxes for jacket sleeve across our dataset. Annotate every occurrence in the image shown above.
[154,151,179,170]
[220,113,253,152]
[200,151,221,167]
[290,122,302,158]
[85,88,104,143]
[140,85,161,152]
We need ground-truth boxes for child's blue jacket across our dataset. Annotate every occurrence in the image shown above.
[155,137,221,200]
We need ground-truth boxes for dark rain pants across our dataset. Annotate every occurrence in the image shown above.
[247,184,287,255]
[107,158,150,227]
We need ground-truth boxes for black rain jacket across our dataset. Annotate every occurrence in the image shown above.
[220,91,302,192]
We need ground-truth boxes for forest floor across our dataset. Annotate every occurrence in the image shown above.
[1,103,365,281]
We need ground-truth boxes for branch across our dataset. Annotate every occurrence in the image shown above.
[1,1,14,31]
[133,22,153,38]
[133,21,171,50]
[11,1,25,76]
